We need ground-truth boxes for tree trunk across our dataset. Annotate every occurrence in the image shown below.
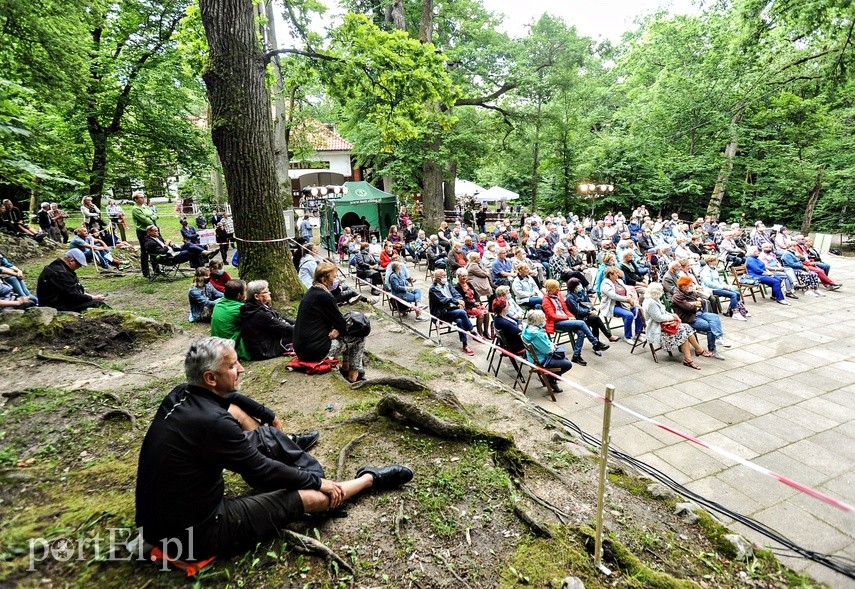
[263,0,291,201]
[385,0,406,31]
[419,0,433,43]
[530,100,542,211]
[88,129,108,206]
[422,137,444,233]
[200,0,304,301]
[706,110,743,221]
[443,161,456,211]
[801,164,826,235]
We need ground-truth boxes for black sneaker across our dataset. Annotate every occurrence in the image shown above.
[356,465,414,490]
[291,430,320,451]
[571,355,587,366]
[592,341,610,352]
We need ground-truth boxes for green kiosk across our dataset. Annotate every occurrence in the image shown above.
[320,181,398,253]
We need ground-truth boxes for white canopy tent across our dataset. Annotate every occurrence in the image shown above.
[453,178,486,197]
[475,185,519,202]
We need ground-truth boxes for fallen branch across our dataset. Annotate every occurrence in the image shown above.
[335,433,367,481]
[433,551,472,589]
[394,499,405,543]
[280,529,354,576]
[351,376,428,392]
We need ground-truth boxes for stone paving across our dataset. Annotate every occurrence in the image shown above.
[341,251,855,587]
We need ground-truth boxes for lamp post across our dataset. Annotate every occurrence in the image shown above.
[577,183,614,218]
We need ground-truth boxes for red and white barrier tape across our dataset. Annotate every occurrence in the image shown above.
[343,266,854,514]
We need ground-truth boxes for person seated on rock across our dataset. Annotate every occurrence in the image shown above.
[564,277,618,343]
[521,309,571,393]
[388,262,425,320]
[135,336,411,562]
[207,259,232,293]
[429,268,478,356]
[671,276,727,360]
[210,279,250,361]
[698,255,747,319]
[1,199,41,240]
[36,249,107,312]
[70,225,129,270]
[542,279,608,366]
[294,261,368,382]
[0,252,38,304]
[188,267,222,323]
[494,285,525,321]
[143,225,209,269]
[642,282,711,370]
[240,280,296,360]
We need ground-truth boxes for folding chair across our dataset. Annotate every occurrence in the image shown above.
[520,342,559,402]
[428,317,455,343]
[550,328,576,350]
[149,254,193,281]
[730,266,765,303]
[488,330,525,387]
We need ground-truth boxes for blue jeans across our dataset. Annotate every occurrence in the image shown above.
[554,319,596,355]
[3,276,37,304]
[755,275,784,300]
[816,262,831,275]
[527,296,543,307]
[542,353,572,375]
[713,288,739,313]
[398,288,421,303]
[441,308,474,344]
[690,312,723,351]
[613,305,643,338]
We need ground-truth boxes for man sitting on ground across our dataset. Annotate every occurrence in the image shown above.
[240,280,296,360]
[36,249,108,312]
[135,337,412,561]
[70,225,130,270]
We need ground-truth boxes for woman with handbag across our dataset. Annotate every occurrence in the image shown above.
[564,277,619,342]
[642,282,710,370]
[599,266,644,344]
[294,261,367,382]
[521,310,572,392]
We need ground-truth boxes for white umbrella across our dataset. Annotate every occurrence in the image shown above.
[476,185,519,202]
[453,178,486,197]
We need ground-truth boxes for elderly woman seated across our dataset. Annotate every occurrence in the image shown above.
[454,267,490,339]
[188,267,223,322]
[388,261,426,320]
[599,266,644,344]
[240,280,296,360]
[698,255,748,319]
[780,243,823,297]
[511,264,543,309]
[465,251,494,299]
[494,285,525,321]
[521,309,572,392]
[671,276,727,360]
[643,282,711,370]
[429,268,478,355]
[564,277,619,342]
[542,279,608,366]
[491,296,526,380]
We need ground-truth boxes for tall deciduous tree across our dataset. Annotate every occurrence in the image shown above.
[199,0,303,299]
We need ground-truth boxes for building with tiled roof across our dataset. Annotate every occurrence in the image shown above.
[288,121,360,207]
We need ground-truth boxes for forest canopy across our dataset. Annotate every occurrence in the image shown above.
[1,0,853,233]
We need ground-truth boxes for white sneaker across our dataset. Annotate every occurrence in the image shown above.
[732,313,747,321]
[713,350,726,360]
[717,337,731,348]
[806,290,820,297]
[624,337,636,345]
[815,290,826,297]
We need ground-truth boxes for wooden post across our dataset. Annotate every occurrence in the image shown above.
[594,385,616,571]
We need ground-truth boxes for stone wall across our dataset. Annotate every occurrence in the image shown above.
[0,232,62,262]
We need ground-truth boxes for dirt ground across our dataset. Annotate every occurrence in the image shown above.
[0,280,829,588]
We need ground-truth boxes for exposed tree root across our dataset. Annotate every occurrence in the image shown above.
[37,350,107,370]
[513,503,554,538]
[394,499,405,543]
[99,409,136,428]
[280,529,354,576]
[433,550,472,589]
[335,432,367,481]
[331,412,378,427]
[351,376,428,392]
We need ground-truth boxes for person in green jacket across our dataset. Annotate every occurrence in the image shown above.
[211,279,250,361]
[132,191,159,278]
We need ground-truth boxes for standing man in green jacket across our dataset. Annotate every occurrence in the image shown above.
[132,191,158,278]
[211,279,251,361]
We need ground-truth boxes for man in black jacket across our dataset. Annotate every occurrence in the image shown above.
[135,337,413,561]
[142,225,209,268]
[240,280,295,360]
[36,249,107,311]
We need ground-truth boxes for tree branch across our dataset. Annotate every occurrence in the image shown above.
[264,47,341,64]
[455,82,516,107]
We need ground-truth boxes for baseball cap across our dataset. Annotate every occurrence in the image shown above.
[65,249,88,266]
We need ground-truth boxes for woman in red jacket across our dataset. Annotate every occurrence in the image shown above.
[540,279,608,366]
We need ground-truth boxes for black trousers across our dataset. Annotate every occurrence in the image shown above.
[136,228,151,276]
